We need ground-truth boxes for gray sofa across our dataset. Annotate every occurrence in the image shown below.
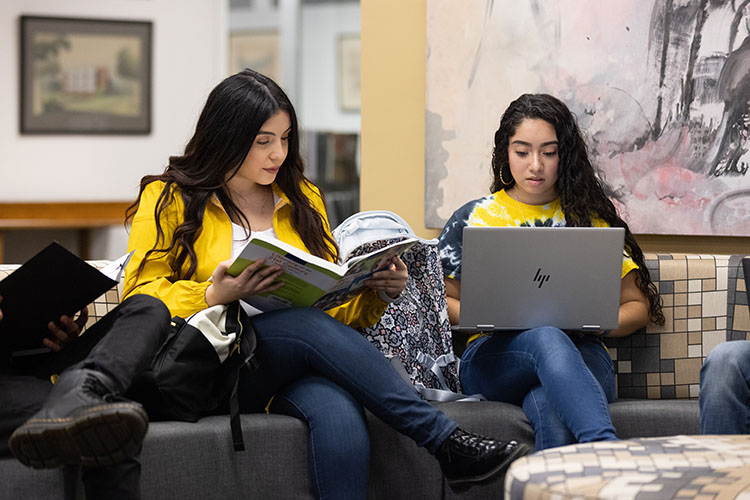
[1,253,748,500]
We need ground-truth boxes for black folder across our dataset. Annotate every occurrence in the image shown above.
[0,242,117,356]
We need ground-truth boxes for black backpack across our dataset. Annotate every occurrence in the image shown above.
[131,301,257,451]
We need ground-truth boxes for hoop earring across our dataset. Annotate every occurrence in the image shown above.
[499,166,513,186]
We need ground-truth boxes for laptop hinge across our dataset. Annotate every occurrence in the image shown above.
[476,324,495,330]
[581,325,601,331]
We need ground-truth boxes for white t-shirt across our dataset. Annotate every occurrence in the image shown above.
[231,223,278,317]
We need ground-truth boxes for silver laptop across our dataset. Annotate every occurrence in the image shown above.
[454,226,625,332]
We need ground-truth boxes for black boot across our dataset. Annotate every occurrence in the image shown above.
[435,428,529,492]
[9,368,148,469]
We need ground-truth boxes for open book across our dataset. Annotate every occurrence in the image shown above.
[226,232,418,311]
[0,242,132,357]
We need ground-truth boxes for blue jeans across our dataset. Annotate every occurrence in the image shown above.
[237,308,458,500]
[700,340,750,434]
[460,327,617,450]
[271,376,370,500]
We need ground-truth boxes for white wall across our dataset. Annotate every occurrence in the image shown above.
[299,2,360,133]
[0,0,226,260]
[0,0,227,203]
[230,0,360,134]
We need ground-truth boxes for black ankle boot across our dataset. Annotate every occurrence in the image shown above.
[435,428,529,492]
[9,368,148,469]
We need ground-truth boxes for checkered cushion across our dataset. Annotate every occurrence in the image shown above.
[505,435,750,499]
[604,254,750,400]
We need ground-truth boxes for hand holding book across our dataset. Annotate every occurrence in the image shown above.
[363,255,408,300]
[43,306,89,352]
[205,257,284,307]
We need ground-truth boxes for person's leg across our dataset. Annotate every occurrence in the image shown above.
[0,375,51,456]
[81,459,142,500]
[9,295,170,469]
[270,375,369,500]
[521,336,616,450]
[700,341,750,434]
[1,365,144,500]
[240,308,456,451]
[240,308,527,491]
[63,294,171,392]
[522,386,572,450]
[460,328,617,444]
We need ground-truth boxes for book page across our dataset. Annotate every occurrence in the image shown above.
[311,239,418,309]
[99,251,134,282]
[227,234,342,310]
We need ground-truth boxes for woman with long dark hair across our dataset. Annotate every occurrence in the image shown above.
[439,93,664,451]
[123,69,526,498]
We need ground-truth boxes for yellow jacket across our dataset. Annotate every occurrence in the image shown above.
[123,180,388,328]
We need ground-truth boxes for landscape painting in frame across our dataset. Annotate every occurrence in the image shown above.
[20,16,152,134]
[425,0,750,236]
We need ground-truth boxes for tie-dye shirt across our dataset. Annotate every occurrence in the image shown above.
[438,190,637,280]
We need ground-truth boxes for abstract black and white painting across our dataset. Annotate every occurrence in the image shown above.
[426,0,750,235]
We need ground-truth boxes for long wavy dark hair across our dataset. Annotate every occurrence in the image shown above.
[126,69,338,281]
[491,93,663,325]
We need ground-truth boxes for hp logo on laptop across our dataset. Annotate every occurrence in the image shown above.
[533,268,550,288]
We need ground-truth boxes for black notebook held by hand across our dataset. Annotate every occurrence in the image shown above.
[0,242,130,357]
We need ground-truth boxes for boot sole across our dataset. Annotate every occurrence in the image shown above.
[8,402,148,469]
[447,442,530,493]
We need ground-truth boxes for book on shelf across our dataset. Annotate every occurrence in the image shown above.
[0,242,132,357]
[226,231,418,312]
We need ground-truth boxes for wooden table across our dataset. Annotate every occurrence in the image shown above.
[0,202,131,262]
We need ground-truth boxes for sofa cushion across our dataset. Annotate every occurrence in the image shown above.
[728,254,750,338]
[610,399,699,438]
[605,254,750,400]
[366,400,534,500]
[142,415,314,499]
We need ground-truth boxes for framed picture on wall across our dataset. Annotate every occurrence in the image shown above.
[19,16,152,134]
[337,34,360,112]
[228,30,280,80]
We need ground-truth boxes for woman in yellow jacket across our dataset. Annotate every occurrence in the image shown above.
[123,69,526,499]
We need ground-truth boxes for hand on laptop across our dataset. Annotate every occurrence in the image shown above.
[0,295,3,321]
[44,307,89,352]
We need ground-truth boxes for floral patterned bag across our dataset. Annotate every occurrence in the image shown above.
[348,238,461,393]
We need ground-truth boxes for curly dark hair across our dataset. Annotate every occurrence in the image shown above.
[491,93,663,325]
[127,69,338,281]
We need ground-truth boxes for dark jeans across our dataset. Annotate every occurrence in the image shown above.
[239,307,459,500]
[0,294,170,500]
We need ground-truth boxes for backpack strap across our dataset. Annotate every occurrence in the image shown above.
[415,351,457,392]
[223,301,260,452]
[388,357,484,402]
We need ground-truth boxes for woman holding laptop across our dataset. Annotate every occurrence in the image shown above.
[438,93,664,451]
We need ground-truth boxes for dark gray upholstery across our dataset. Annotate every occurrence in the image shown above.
[0,399,698,500]
[611,399,699,438]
